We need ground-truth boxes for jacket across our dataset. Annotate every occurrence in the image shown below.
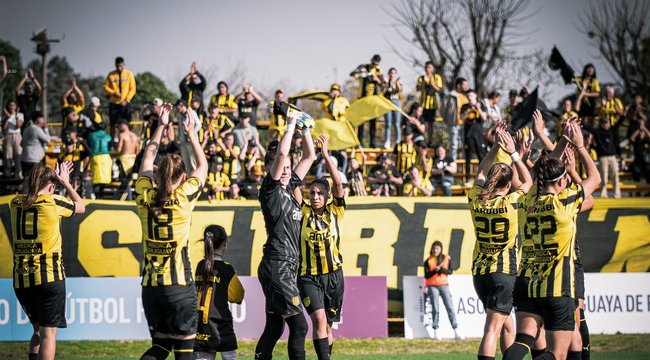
[103,69,137,104]
[21,124,50,163]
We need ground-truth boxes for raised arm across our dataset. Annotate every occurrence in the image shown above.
[271,114,297,180]
[474,123,503,186]
[550,116,575,160]
[73,79,85,105]
[567,122,600,199]
[30,69,42,94]
[56,161,85,214]
[318,134,344,198]
[496,126,532,192]
[532,109,554,152]
[187,109,208,185]
[139,103,172,178]
[293,126,317,180]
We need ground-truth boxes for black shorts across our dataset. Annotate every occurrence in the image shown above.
[473,273,516,314]
[298,268,344,322]
[258,258,302,316]
[142,284,198,336]
[531,296,576,331]
[575,260,585,300]
[14,280,67,328]
[512,276,537,314]
[422,108,437,123]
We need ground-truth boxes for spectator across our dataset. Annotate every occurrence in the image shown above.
[216,133,241,180]
[2,100,23,179]
[404,103,426,143]
[229,182,243,200]
[103,56,136,138]
[238,165,264,199]
[20,112,50,177]
[393,127,417,178]
[191,97,208,123]
[482,91,502,132]
[501,89,519,126]
[15,68,42,125]
[417,61,443,147]
[176,99,202,173]
[583,117,623,198]
[79,96,104,138]
[58,127,90,182]
[240,138,266,180]
[599,86,624,126]
[61,78,85,115]
[0,55,6,82]
[629,117,650,183]
[322,83,350,122]
[423,241,461,340]
[461,89,488,183]
[441,77,469,160]
[350,54,384,148]
[558,99,579,136]
[430,145,457,196]
[209,81,238,123]
[205,157,231,201]
[575,63,600,124]
[346,157,367,196]
[116,119,140,176]
[367,154,402,196]
[404,167,432,197]
[268,89,287,141]
[201,104,235,147]
[232,114,260,150]
[383,68,403,149]
[235,83,263,127]
[61,107,82,137]
[179,61,207,112]
[87,123,112,196]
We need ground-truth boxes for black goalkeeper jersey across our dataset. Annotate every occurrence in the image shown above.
[259,172,303,262]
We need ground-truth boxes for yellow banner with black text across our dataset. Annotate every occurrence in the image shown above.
[0,196,648,290]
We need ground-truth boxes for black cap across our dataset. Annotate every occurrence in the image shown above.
[372,54,381,62]
[509,89,518,96]
[62,107,76,118]
[175,99,187,107]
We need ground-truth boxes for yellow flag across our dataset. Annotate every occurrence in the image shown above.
[347,95,408,127]
[313,118,360,151]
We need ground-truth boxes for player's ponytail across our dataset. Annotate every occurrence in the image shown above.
[150,154,185,218]
[199,225,228,292]
[22,163,59,209]
[530,156,566,212]
[476,163,512,205]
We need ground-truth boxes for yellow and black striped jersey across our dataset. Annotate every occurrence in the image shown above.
[516,187,536,278]
[62,101,84,114]
[417,74,442,110]
[207,171,231,201]
[59,141,87,162]
[135,176,202,287]
[299,197,345,276]
[599,98,624,126]
[526,183,584,298]
[393,142,417,175]
[209,94,238,112]
[468,186,523,276]
[359,65,382,97]
[10,194,75,288]
[216,146,241,180]
[270,112,287,135]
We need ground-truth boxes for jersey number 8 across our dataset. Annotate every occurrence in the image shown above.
[147,209,174,240]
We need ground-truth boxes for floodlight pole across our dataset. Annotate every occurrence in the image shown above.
[31,29,60,122]
[41,51,48,121]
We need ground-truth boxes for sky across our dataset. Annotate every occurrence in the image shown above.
[0,0,617,107]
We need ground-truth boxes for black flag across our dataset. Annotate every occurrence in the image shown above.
[510,87,538,131]
[548,46,575,85]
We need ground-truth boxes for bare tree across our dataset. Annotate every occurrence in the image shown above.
[390,0,466,90]
[578,0,650,100]
[388,0,537,96]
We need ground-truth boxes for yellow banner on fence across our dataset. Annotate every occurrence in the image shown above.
[0,196,648,290]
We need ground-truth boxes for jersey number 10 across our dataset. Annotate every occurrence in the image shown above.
[15,208,38,240]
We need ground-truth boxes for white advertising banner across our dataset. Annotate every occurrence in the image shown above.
[403,273,650,339]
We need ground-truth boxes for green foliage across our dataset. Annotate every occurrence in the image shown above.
[0,40,24,107]
[131,71,177,106]
[28,55,77,120]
